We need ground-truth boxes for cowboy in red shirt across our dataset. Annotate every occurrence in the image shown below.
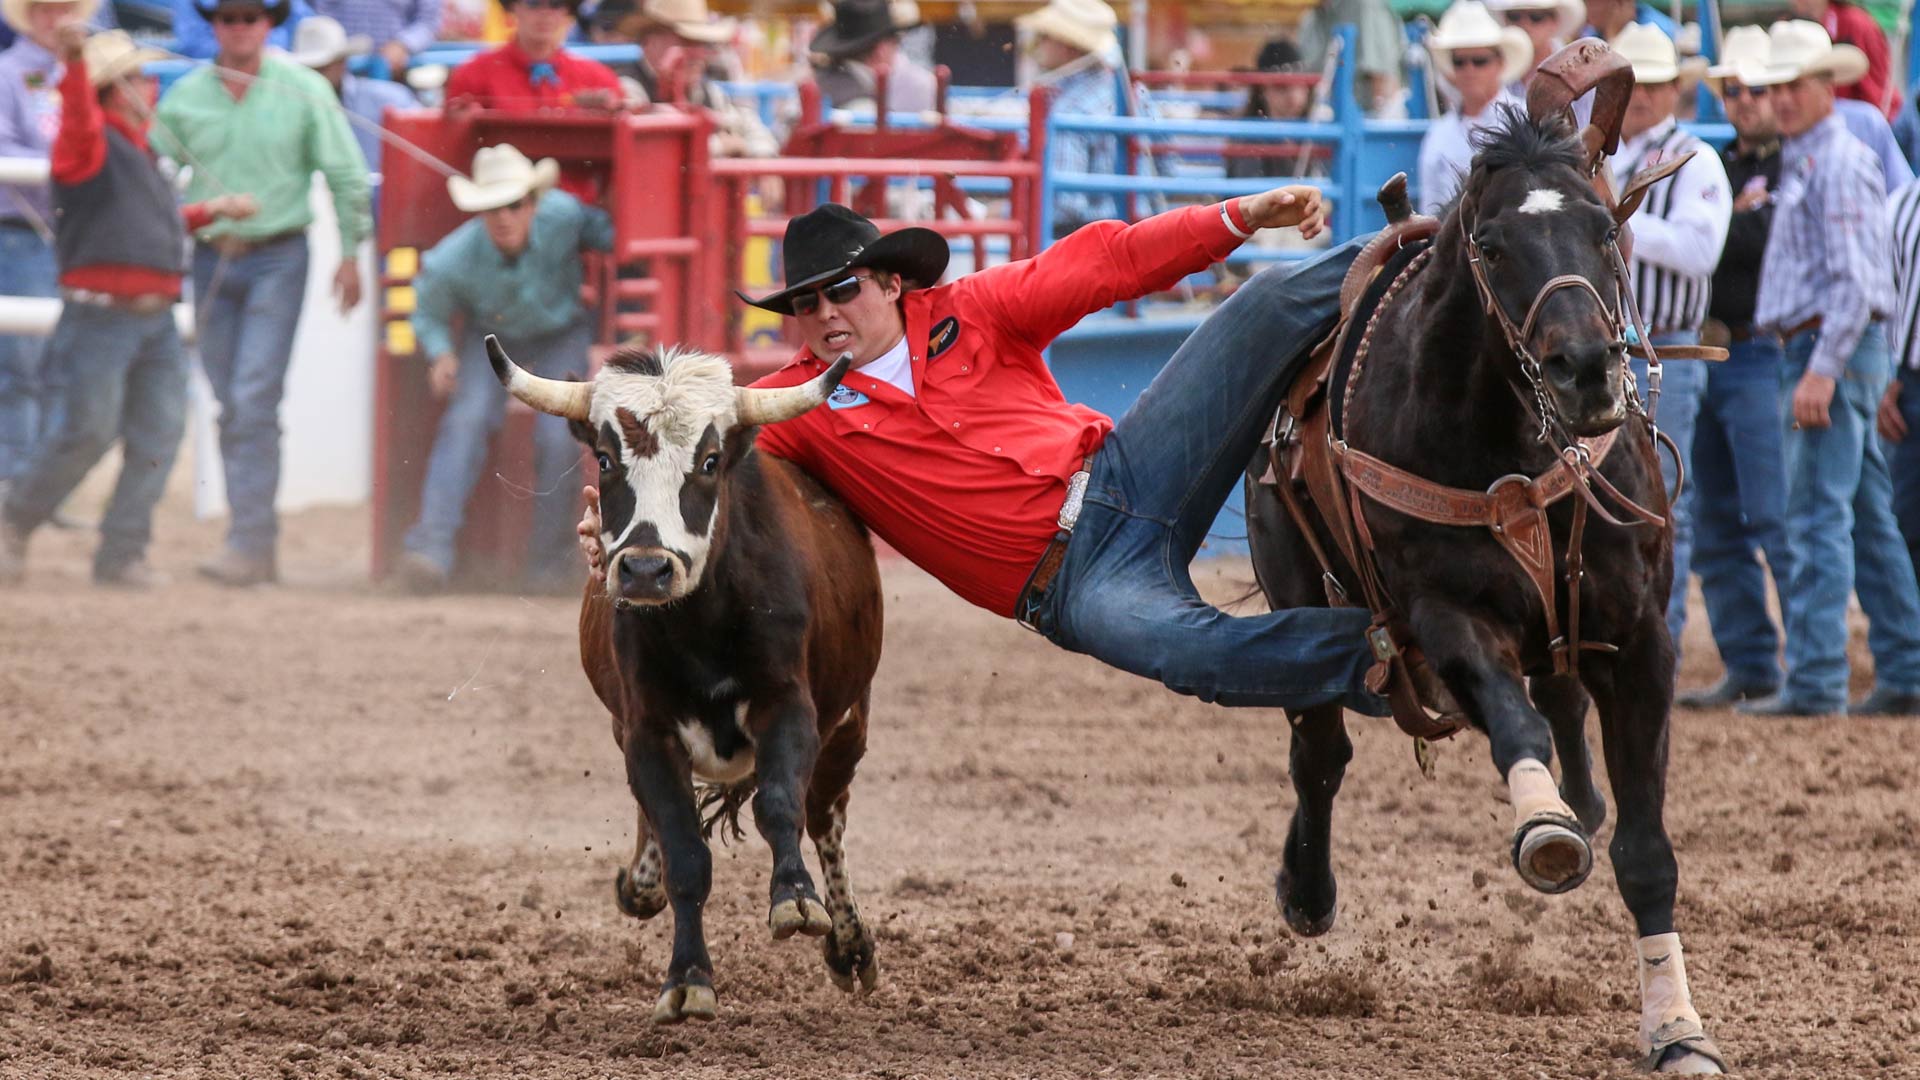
[1790,0,1900,117]
[579,192,1391,715]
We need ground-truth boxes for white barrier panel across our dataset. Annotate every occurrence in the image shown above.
[0,295,197,339]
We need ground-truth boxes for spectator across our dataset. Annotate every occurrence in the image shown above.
[1582,0,1675,43]
[443,0,624,113]
[1882,177,1920,584]
[0,0,91,492]
[1017,0,1146,236]
[1609,21,1731,656]
[1678,25,1793,708]
[1891,79,1920,174]
[1296,0,1404,117]
[155,0,370,587]
[0,27,256,588]
[291,14,416,177]
[170,0,311,59]
[1832,93,1912,190]
[1417,2,1527,213]
[1787,0,1897,118]
[308,0,440,76]
[1487,0,1581,86]
[810,0,935,114]
[1226,39,1320,181]
[1748,19,1920,716]
[0,0,112,49]
[624,0,774,157]
[397,144,613,592]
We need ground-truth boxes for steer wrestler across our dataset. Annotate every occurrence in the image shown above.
[580,190,1391,714]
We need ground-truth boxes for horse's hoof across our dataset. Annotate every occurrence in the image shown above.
[1655,1048,1725,1074]
[651,982,717,1025]
[1275,869,1337,936]
[614,867,666,920]
[770,896,832,940]
[1512,820,1593,894]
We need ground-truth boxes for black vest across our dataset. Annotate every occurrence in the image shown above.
[53,124,187,276]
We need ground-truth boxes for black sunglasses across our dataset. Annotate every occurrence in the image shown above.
[1506,10,1558,23]
[1721,83,1768,100]
[791,273,872,316]
[214,10,266,24]
[1452,53,1498,70]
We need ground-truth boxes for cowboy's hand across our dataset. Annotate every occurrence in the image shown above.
[54,23,88,63]
[1880,381,1908,442]
[1240,185,1327,239]
[1792,370,1837,430]
[206,194,258,221]
[427,353,459,399]
[333,260,361,314]
[380,40,410,75]
[1733,186,1770,213]
[578,485,607,585]
[572,87,619,111]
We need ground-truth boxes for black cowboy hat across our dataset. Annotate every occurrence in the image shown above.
[739,203,948,316]
[810,0,917,62]
[194,0,293,27]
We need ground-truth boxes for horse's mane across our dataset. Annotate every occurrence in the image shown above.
[1440,105,1587,217]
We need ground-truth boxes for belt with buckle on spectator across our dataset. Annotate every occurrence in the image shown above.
[60,287,175,315]
[201,229,303,258]
[1785,316,1822,338]
[1015,456,1094,633]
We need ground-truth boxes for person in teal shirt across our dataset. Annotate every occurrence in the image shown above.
[397,144,614,592]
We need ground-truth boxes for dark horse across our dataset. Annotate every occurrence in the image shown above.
[1245,109,1724,1073]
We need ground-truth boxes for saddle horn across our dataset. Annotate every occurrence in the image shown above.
[1526,39,1636,173]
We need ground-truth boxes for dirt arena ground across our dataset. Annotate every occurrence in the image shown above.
[4,497,1919,1079]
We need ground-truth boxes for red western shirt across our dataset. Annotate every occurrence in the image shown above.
[49,59,215,298]
[443,43,624,198]
[753,201,1252,617]
[1824,1,1900,118]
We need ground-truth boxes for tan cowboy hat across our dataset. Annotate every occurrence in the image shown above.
[1611,21,1703,83]
[448,144,561,213]
[289,15,372,68]
[1706,23,1783,88]
[1427,1,1533,85]
[1015,0,1120,60]
[636,0,734,44]
[0,0,100,36]
[1484,0,1585,43]
[1756,19,1867,86]
[80,29,165,86]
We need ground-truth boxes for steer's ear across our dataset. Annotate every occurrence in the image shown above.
[568,418,598,448]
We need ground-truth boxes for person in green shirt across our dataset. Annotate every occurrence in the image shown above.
[152,0,371,587]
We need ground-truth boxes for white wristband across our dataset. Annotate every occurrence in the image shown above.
[1220,200,1252,239]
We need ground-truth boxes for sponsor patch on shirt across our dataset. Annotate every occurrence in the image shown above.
[827,383,869,410]
[928,316,961,359]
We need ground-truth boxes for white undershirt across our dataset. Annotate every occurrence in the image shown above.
[859,335,915,397]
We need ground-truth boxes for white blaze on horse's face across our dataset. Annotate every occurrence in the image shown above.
[1519,188,1566,215]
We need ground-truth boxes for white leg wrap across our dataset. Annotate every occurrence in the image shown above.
[1637,932,1702,1052]
[1507,759,1570,827]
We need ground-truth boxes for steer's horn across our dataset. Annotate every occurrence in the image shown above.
[736,352,853,428]
[486,334,591,421]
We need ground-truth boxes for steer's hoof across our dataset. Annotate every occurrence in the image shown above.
[651,981,717,1025]
[826,950,880,995]
[824,932,879,994]
[1511,818,1593,894]
[770,896,832,940]
[614,867,666,920]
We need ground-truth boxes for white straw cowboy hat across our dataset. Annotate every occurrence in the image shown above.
[289,15,371,68]
[81,29,167,86]
[1427,1,1533,85]
[1757,19,1867,86]
[1,0,101,35]
[635,0,734,44]
[1015,0,1120,60]
[1610,21,1697,83]
[448,144,561,213]
[1706,24,1782,88]
[1484,0,1585,41]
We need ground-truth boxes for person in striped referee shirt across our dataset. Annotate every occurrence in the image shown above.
[1608,23,1732,658]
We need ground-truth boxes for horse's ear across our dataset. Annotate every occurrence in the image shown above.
[1613,151,1695,226]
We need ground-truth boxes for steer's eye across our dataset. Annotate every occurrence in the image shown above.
[700,453,720,476]
[596,452,613,472]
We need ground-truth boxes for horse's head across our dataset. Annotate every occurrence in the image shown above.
[1456,107,1630,438]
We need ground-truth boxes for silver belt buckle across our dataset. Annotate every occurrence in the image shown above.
[1058,469,1090,532]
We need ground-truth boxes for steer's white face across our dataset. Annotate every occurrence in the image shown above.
[579,348,740,607]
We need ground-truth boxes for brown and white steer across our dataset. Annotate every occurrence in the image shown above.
[487,337,883,1024]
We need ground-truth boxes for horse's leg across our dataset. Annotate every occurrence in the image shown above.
[1409,603,1593,894]
[1582,625,1724,1073]
[1274,703,1350,936]
[1530,674,1607,834]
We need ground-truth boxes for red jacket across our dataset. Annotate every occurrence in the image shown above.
[443,43,624,199]
[1825,1,1900,118]
[753,201,1252,616]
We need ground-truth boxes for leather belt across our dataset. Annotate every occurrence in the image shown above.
[201,229,303,258]
[61,287,176,315]
[1785,316,1822,338]
[1014,455,1094,633]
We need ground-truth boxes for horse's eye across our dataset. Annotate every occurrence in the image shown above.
[1604,225,1621,245]
[700,453,720,476]
[596,452,613,472]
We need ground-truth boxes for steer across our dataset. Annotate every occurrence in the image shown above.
[486,336,883,1024]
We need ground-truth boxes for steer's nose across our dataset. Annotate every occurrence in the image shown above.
[617,551,676,601]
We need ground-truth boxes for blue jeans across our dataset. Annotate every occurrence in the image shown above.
[1690,336,1793,686]
[1632,338,1706,650]
[1887,362,1920,577]
[1779,324,1920,707]
[0,224,62,481]
[402,322,588,579]
[2,304,189,570]
[1034,238,1384,714]
[192,236,311,559]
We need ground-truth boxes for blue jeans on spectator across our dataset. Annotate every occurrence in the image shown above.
[1032,237,1385,714]
[1779,324,1920,709]
[192,236,310,559]
[1886,362,1920,577]
[0,224,62,481]
[2,304,188,573]
[1690,335,1794,688]
[402,321,588,581]
[1632,338,1706,651]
